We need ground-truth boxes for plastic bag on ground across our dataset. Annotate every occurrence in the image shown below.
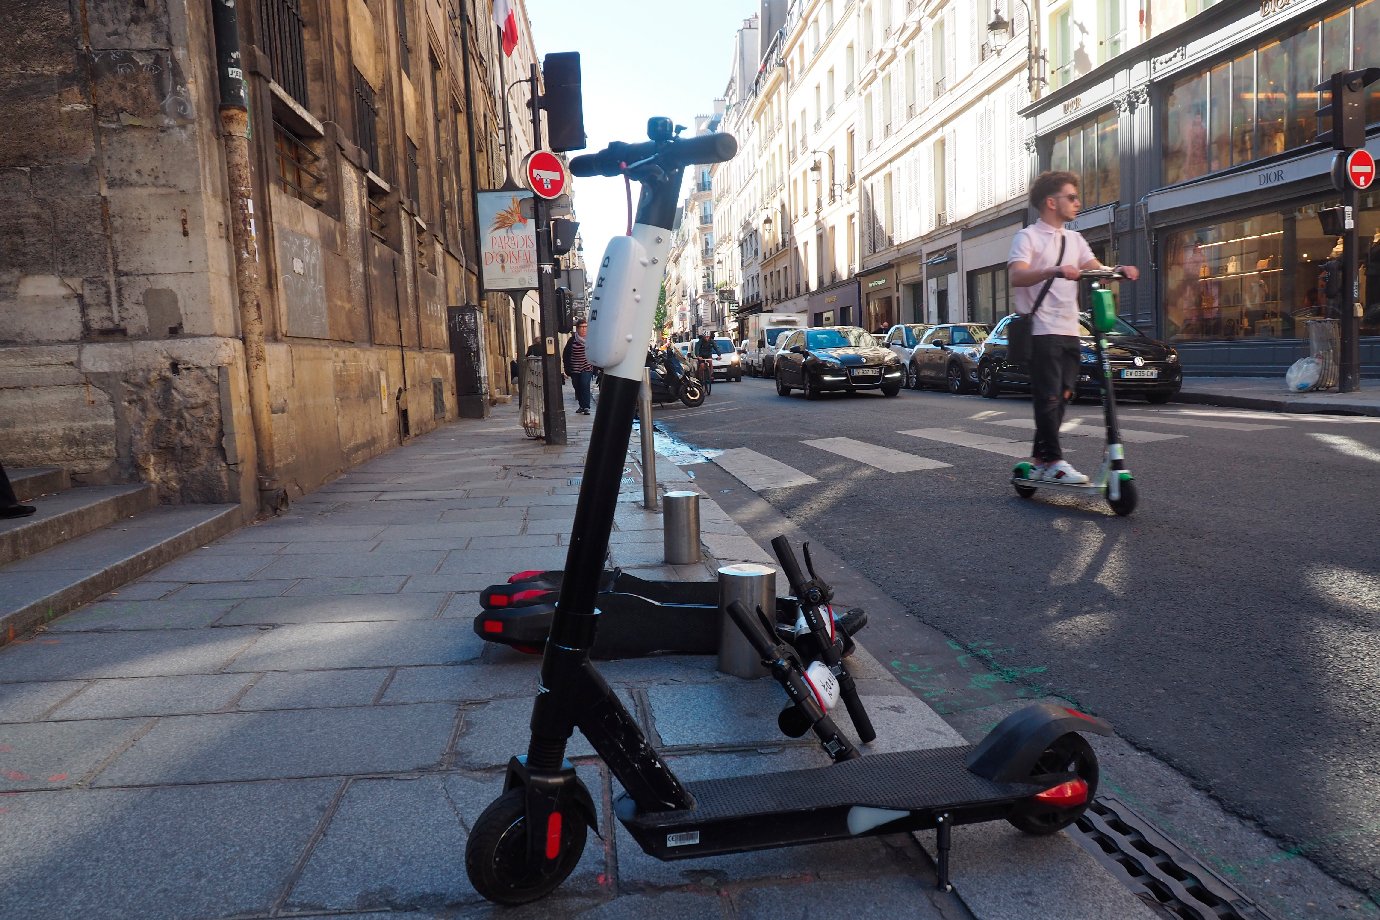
[1285,356,1321,392]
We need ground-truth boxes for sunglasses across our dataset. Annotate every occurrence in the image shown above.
[1053,193,1081,203]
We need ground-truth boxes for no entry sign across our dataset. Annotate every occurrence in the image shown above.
[1346,148,1376,190]
[524,150,567,199]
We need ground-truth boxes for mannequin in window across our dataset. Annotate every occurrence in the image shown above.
[1319,239,1345,320]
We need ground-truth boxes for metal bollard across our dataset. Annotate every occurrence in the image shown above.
[640,369,658,511]
[717,564,774,679]
[662,490,701,564]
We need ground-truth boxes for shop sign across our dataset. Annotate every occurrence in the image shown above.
[867,278,888,289]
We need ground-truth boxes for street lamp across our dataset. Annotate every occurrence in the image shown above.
[988,1,1047,95]
[808,150,844,201]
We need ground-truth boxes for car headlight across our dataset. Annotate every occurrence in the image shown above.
[1166,350,1179,363]
[730,353,740,363]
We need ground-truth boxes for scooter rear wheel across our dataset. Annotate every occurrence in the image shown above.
[1006,733,1098,836]
[465,789,587,905]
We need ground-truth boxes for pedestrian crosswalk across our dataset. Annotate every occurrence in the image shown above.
[683,407,1303,493]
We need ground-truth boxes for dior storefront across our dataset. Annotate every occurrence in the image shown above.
[1026,0,1380,376]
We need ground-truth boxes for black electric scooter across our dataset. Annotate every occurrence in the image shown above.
[1010,270,1138,516]
[464,120,1111,906]
[647,343,705,407]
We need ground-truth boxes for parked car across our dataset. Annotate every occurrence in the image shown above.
[973,313,1183,403]
[908,323,992,393]
[773,326,904,399]
[880,323,932,387]
[711,336,742,381]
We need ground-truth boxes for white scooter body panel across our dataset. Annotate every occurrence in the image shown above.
[586,224,671,382]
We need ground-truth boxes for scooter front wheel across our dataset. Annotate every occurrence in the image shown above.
[1106,477,1137,516]
[465,789,587,905]
[1006,733,1098,836]
[680,381,706,408]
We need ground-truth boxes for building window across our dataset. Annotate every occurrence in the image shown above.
[1099,0,1124,63]
[273,119,325,208]
[405,139,421,208]
[396,0,411,76]
[968,265,1011,326]
[1050,110,1119,209]
[352,67,381,176]
[1050,5,1074,89]
[258,0,310,106]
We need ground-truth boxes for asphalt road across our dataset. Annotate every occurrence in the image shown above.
[649,374,1380,911]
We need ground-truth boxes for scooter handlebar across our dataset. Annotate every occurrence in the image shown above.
[770,535,809,596]
[1079,268,1128,281]
[570,133,738,178]
[724,600,779,661]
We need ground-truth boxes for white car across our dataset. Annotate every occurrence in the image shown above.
[711,336,742,382]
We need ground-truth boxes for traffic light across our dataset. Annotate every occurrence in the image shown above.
[1316,68,1380,150]
[555,287,574,333]
[542,52,586,153]
[550,218,579,256]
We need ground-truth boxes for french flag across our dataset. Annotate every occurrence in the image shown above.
[493,0,518,57]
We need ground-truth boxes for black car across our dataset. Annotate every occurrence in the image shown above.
[774,326,904,399]
[974,313,1183,403]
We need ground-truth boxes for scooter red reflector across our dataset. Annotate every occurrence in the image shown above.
[545,812,563,860]
[488,595,510,608]
[1033,779,1088,808]
[510,570,544,583]
[482,620,504,634]
[511,589,547,604]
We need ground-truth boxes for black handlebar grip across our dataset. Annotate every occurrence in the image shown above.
[666,132,738,168]
[568,133,738,178]
[725,600,777,660]
[568,141,650,177]
[770,536,808,594]
[837,667,876,744]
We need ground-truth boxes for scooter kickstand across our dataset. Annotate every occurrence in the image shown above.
[935,813,952,892]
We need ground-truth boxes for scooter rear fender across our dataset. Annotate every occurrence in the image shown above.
[963,701,1111,783]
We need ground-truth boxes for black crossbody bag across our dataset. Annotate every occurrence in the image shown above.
[1006,234,1066,366]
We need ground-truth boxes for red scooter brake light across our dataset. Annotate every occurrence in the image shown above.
[509,570,544,583]
[488,595,510,608]
[1033,779,1089,808]
[511,589,548,604]
[482,620,504,634]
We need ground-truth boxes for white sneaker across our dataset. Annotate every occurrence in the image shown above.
[1041,460,1089,484]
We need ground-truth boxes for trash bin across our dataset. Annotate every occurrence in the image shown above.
[717,563,773,679]
[1306,319,1339,391]
[520,355,544,439]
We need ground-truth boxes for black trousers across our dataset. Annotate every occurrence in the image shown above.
[0,462,18,507]
[1030,335,1081,463]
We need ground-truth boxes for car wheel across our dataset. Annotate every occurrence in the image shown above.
[978,362,1002,399]
[1145,391,1172,404]
[946,362,967,394]
[804,373,821,400]
[881,379,900,397]
[775,371,791,397]
[905,363,919,390]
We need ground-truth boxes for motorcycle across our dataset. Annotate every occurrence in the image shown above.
[646,343,705,408]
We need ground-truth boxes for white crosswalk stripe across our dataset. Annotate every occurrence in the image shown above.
[1114,414,1282,432]
[983,418,1184,443]
[897,428,1032,457]
[713,447,818,490]
[802,437,951,472]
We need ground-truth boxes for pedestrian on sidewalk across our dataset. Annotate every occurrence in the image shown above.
[1008,171,1138,484]
[562,320,596,415]
[0,461,36,518]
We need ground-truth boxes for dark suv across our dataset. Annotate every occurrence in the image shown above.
[974,313,1183,404]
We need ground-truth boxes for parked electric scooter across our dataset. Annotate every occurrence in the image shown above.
[464,120,1111,906]
[647,343,705,407]
[1010,269,1138,516]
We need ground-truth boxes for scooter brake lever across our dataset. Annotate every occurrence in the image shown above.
[801,543,832,600]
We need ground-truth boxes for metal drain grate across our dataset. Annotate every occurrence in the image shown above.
[1068,795,1280,920]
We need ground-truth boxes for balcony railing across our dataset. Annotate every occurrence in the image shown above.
[273,119,325,209]
[934,210,948,228]
[352,68,381,175]
[934,77,946,97]
[845,83,855,99]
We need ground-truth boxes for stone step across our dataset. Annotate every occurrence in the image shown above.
[0,484,157,566]
[8,466,70,504]
[0,503,243,646]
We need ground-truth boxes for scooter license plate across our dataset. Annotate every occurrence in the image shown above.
[1121,368,1158,379]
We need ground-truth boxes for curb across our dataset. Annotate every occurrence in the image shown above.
[1175,389,1380,416]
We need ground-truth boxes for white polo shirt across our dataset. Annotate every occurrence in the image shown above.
[1008,220,1095,337]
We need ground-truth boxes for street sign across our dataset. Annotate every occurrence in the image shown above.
[1346,148,1376,190]
[524,150,567,199]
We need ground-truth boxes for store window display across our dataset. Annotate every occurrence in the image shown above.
[1164,201,1380,341]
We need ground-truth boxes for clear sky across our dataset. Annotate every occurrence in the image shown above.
[522,0,756,274]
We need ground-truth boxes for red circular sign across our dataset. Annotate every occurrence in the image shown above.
[1346,148,1376,190]
[525,151,567,199]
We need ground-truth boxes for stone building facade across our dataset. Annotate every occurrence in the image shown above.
[0,0,542,512]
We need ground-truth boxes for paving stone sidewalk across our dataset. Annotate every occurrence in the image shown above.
[0,404,1152,920]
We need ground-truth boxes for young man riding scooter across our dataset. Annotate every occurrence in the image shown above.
[1008,171,1139,483]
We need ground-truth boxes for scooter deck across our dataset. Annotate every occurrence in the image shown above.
[619,747,1042,860]
[482,570,718,609]
[475,596,867,659]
